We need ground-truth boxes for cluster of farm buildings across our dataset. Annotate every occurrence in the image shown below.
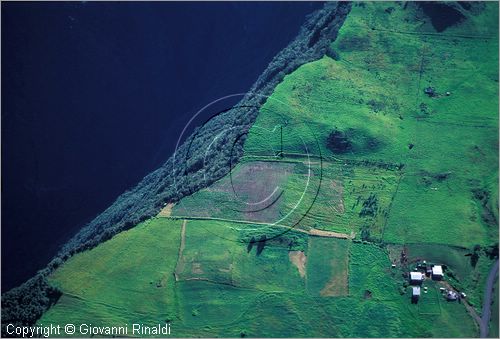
[406,261,465,304]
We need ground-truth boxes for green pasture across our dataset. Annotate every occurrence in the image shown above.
[245,1,498,248]
[38,218,182,334]
[175,219,240,284]
[172,158,322,229]
[417,285,441,316]
[306,237,349,296]
[38,221,479,338]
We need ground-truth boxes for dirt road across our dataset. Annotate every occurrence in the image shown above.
[167,215,353,239]
[173,220,187,281]
[479,259,499,337]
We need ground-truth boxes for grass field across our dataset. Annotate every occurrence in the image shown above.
[178,19,498,245]
[172,156,401,240]
[417,285,441,316]
[38,221,479,338]
[37,2,497,337]
[306,237,349,297]
[341,242,476,337]
[38,218,182,332]
[175,220,239,284]
[244,1,498,248]
[173,160,301,225]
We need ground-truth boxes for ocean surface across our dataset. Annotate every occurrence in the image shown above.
[1,1,323,291]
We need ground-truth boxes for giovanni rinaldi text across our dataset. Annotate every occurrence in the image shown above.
[6,323,172,337]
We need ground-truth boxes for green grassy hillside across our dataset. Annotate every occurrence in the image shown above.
[245,1,498,248]
[39,218,181,329]
[37,2,498,337]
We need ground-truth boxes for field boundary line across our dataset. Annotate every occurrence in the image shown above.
[173,220,187,282]
[381,171,404,242]
[164,215,353,239]
[349,23,496,40]
[384,241,471,251]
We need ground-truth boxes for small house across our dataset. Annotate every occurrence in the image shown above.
[432,265,444,280]
[409,271,424,285]
[412,286,421,303]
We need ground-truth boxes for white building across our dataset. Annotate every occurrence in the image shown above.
[412,286,421,303]
[432,265,444,280]
[410,271,424,285]
[412,286,421,297]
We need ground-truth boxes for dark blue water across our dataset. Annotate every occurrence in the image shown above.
[1,2,322,291]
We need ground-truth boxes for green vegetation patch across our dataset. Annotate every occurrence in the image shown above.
[306,237,349,297]
[38,218,182,332]
[417,285,442,316]
[175,219,240,284]
[280,159,401,239]
[349,243,397,301]
[176,280,258,329]
[232,244,304,292]
[244,1,498,248]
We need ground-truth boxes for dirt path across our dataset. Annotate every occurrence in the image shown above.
[463,299,482,332]
[308,228,352,239]
[173,220,187,281]
[167,215,353,240]
[289,251,307,278]
[157,203,174,217]
[479,259,499,337]
[179,220,187,255]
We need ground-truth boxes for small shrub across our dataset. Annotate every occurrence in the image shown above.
[326,129,352,153]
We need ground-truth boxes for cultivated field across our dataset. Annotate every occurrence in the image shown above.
[306,237,349,297]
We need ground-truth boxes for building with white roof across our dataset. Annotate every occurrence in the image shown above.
[409,271,424,285]
[412,286,421,303]
[432,265,444,280]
